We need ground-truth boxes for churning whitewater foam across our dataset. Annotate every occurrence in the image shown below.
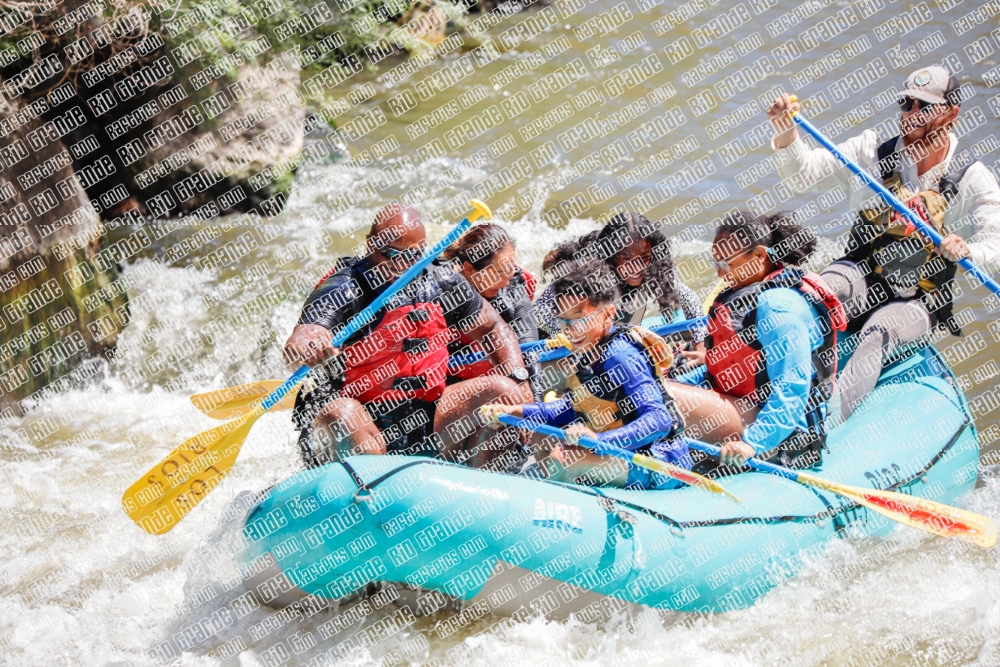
[2,156,1000,667]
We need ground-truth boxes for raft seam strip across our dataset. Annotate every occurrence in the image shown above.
[335,417,969,530]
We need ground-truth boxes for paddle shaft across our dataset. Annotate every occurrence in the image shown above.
[537,317,709,363]
[449,316,710,368]
[262,218,474,412]
[686,439,799,481]
[498,413,645,465]
[791,112,1000,297]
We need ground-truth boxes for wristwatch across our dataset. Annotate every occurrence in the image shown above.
[508,367,529,383]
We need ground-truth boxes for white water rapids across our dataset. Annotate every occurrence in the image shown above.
[5,0,1000,664]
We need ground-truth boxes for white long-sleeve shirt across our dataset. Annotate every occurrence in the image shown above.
[773,130,1000,269]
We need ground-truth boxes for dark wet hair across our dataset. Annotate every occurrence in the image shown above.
[715,209,817,266]
[542,212,678,311]
[551,260,620,308]
[443,223,514,271]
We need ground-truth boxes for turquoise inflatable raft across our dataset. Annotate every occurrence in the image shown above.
[239,347,979,619]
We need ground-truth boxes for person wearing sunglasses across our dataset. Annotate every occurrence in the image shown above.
[766,65,1000,424]
[665,210,845,471]
[440,223,540,394]
[479,260,692,490]
[283,204,531,468]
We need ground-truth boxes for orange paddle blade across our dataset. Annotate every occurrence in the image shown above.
[633,453,742,503]
[798,472,998,548]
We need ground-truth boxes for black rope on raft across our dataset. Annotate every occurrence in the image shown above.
[333,418,968,531]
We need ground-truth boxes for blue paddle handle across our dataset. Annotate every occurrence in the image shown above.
[792,113,1000,297]
[261,364,311,411]
[448,337,550,369]
[449,316,710,368]
[259,217,475,413]
[685,439,799,481]
[497,413,630,462]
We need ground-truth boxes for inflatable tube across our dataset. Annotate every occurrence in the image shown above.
[239,347,979,620]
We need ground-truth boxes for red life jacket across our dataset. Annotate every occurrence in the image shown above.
[340,303,450,403]
[705,267,847,403]
[519,264,536,300]
[314,258,451,404]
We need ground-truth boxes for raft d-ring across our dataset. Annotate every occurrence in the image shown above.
[919,476,930,484]
[353,487,374,503]
[670,524,685,537]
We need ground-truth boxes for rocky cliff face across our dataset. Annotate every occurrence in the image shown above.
[52,49,307,220]
[0,90,129,414]
[103,52,307,219]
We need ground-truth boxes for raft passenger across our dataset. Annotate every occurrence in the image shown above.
[767,66,1000,422]
[283,204,531,467]
[441,223,542,399]
[480,260,692,489]
[535,212,708,371]
[666,211,846,470]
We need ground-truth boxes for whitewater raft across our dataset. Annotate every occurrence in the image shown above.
[239,346,979,619]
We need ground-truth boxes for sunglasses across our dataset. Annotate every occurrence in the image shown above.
[898,97,947,114]
[710,248,754,273]
[377,244,425,262]
[555,309,607,332]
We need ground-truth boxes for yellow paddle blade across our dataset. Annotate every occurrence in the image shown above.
[633,453,742,503]
[703,279,727,312]
[191,381,299,419]
[545,333,574,352]
[798,472,998,548]
[122,405,264,535]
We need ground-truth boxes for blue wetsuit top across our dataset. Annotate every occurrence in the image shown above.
[521,328,692,468]
[676,287,825,454]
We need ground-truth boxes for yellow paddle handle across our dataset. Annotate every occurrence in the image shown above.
[545,333,574,352]
[468,199,492,223]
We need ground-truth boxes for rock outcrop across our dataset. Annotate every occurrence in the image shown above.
[114,52,307,218]
[0,89,129,414]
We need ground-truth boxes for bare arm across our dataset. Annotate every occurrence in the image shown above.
[462,300,532,401]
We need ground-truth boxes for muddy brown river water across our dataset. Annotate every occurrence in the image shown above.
[4,0,1000,664]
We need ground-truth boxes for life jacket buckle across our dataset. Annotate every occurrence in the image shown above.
[407,309,430,321]
[403,338,429,355]
[391,376,428,391]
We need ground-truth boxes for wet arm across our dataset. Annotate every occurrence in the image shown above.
[462,300,529,380]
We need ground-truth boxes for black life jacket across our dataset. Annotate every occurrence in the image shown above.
[705,267,847,468]
[841,136,978,335]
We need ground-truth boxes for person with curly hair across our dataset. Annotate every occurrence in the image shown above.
[535,212,707,360]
